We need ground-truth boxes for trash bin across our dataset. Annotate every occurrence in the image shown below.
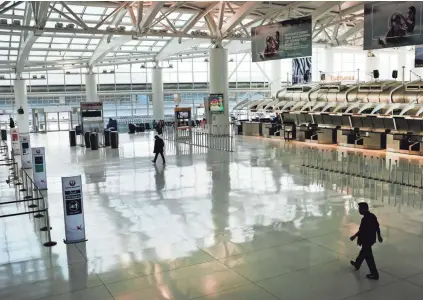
[111,131,119,149]
[84,132,91,148]
[69,130,76,146]
[104,130,111,147]
[90,133,99,150]
[1,129,6,141]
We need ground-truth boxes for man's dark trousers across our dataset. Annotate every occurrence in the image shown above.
[355,244,378,276]
[153,152,165,163]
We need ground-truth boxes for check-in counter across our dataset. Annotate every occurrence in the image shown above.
[387,132,423,155]
[242,122,262,136]
[262,123,273,138]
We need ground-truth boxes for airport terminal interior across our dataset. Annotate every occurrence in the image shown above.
[0,1,423,300]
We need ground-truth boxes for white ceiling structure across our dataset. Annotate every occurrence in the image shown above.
[0,1,365,74]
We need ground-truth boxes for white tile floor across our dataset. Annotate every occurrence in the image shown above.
[0,132,422,300]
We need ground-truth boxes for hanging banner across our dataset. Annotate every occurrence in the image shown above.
[32,147,47,190]
[19,134,32,169]
[11,128,20,155]
[62,175,86,244]
[292,57,312,84]
[251,16,312,62]
[363,1,423,50]
[415,45,423,67]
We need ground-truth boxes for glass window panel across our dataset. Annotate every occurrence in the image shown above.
[49,73,65,85]
[65,74,82,85]
[193,72,207,82]
[178,72,193,83]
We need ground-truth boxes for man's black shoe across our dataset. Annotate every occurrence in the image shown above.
[366,274,379,280]
[350,260,359,271]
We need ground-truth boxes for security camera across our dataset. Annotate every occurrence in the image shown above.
[17,107,24,115]
[178,37,182,44]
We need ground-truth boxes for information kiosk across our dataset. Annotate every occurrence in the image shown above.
[80,102,104,147]
[174,107,192,141]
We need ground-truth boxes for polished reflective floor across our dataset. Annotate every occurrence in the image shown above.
[0,132,422,300]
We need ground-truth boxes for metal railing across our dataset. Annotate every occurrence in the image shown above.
[162,124,234,152]
[0,143,57,247]
[301,148,423,189]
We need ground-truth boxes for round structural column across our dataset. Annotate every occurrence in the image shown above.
[14,79,29,134]
[365,51,379,79]
[85,72,98,102]
[270,60,281,99]
[323,46,334,78]
[209,45,229,134]
[152,65,164,122]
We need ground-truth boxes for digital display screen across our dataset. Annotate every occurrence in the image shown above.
[34,156,43,164]
[22,142,29,149]
[177,111,190,119]
[209,94,224,113]
[35,164,44,172]
[81,111,102,118]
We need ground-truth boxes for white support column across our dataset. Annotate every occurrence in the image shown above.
[85,72,98,102]
[365,51,379,80]
[397,51,407,82]
[270,60,281,99]
[324,47,334,76]
[14,79,29,134]
[14,79,32,168]
[209,45,229,134]
[152,64,164,121]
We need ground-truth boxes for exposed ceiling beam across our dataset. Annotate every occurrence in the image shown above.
[89,8,130,67]
[205,13,217,36]
[138,1,165,32]
[155,38,207,61]
[182,2,219,34]
[16,2,51,73]
[337,23,364,43]
[94,1,128,30]
[217,1,225,32]
[311,1,342,21]
[0,1,22,15]
[60,2,89,30]
[136,1,143,31]
[221,1,259,37]
[339,3,364,17]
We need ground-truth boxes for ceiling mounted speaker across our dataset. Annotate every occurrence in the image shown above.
[392,70,398,79]
[373,70,379,79]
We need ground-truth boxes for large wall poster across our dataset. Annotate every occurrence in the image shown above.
[251,16,312,62]
[292,57,312,84]
[364,1,423,50]
[415,45,423,67]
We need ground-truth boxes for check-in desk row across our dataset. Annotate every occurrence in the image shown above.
[282,111,423,155]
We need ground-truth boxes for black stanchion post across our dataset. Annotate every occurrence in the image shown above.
[43,209,57,247]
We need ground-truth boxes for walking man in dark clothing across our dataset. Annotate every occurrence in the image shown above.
[350,202,383,280]
[152,135,165,164]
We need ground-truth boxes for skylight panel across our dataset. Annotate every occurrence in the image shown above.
[140,41,155,46]
[37,37,52,43]
[53,37,71,44]
[30,51,48,56]
[83,15,101,22]
[68,5,85,14]
[84,7,104,14]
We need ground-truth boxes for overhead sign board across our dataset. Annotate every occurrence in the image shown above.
[32,147,47,190]
[19,133,32,169]
[363,1,423,50]
[251,16,312,62]
[61,175,86,244]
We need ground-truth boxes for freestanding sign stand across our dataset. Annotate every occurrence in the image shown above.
[32,147,47,190]
[19,133,32,169]
[11,128,20,155]
[61,175,86,244]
